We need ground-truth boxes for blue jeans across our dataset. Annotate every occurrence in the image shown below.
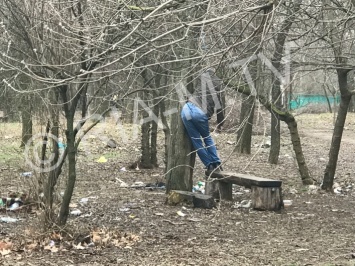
[181,102,221,168]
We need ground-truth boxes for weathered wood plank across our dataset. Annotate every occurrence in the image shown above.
[205,171,282,188]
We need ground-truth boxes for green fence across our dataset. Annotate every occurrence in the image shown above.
[289,94,340,110]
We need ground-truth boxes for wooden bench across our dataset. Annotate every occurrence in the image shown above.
[0,111,8,122]
[205,171,283,211]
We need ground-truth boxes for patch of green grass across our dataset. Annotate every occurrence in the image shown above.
[0,141,23,165]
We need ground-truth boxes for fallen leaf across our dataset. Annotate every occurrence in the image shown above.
[0,241,12,250]
[0,249,11,256]
[26,243,38,251]
[92,232,102,244]
[97,156,107,163]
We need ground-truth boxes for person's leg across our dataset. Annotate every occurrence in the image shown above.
[189,107,221,166]
[181,103,214,167]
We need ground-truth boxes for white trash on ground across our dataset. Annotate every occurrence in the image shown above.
[0,217,18,223]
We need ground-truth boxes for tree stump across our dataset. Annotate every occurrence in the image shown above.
[205,179,233,201]
[166,190,216,209]
[251,186,283,211]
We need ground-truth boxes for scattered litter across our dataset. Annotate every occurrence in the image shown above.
[240,200,251,208]
[58,139,66,149]
[120,167,127,172]
[0,197,23,210]
[304,201,312,204]
[116,178,129,187]
[81,213,92,218]
[155,213,164,216]
[261,142,271,148]
[333,183,342,194]
[283,200,293,207]
[21,172,32,177]
[70,209,82,216]
[177,211,186,217]
[131,181,145,188]
[49,240,55,247]
[74,243,86,250]
[106,139,117,148]
[334,188,342,194]
[319,157,326,162]
[235,200,251,209]
[60,191,65,196]
[192,181,205,194]
[145,182,166,190]
[119,208,130,212]
[8,202,20,211]
[80,198,89,204]
[97,156,107,163]
[226,141,235,145]
[0,217,18,223]
[295,248,309,252]
[308,185,318,193]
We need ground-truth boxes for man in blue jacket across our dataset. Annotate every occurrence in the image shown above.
[181,68,225,172]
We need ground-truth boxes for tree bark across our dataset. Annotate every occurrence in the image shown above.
[269,0,302,164]
[166,87,195,193]
[44,90,60,224]
[269,77,281,164]
[140,110,152,168]
[236,94,255,154]
[160,92,170,171]
[58,114,76,226]
[20,95,33,148]
[322,69,352,191]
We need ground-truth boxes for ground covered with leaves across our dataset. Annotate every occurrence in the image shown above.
[1,113,355,265]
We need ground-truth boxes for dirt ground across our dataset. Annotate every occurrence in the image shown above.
[1,113,355,266]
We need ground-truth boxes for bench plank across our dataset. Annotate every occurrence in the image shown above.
[205,171,282,188]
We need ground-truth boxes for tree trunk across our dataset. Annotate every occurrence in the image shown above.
[44,90,60,224]
[140,110,152,168]
[236,94,255,154]
[150,72,161,167]
[20,95,33,148]
[58,113,76,226]
[322,70,352,191]
[160,95,170,171]
[269,0,301,164]
[166,86,195,193]
[286,119,313,185]
[231,84,314,185]
[269,80,281,164]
